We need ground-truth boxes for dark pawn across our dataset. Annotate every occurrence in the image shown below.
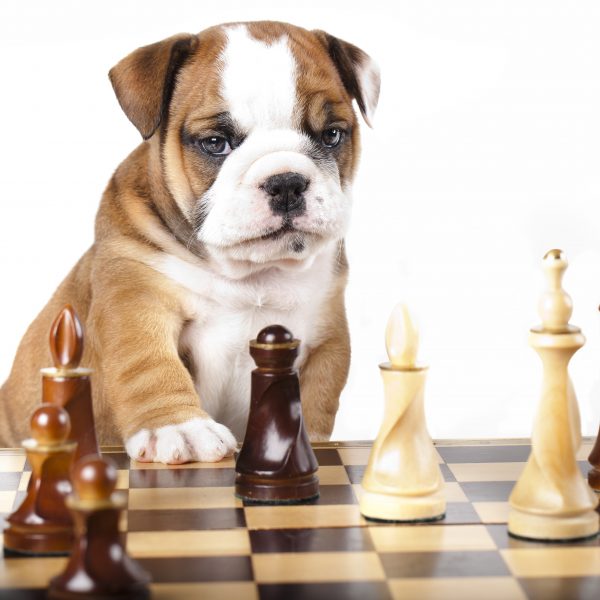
[48,455,151,600]
[235,324,319,503]
[589,424,600,492]
[589,308,600,495]
[4,404,76,555]
[42,305,99,462]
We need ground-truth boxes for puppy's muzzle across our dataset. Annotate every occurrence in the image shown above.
[262,172,309,217]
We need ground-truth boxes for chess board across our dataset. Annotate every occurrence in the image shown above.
[0,440,599,600]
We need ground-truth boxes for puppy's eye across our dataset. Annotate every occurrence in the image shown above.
[321,128,343,148]
[200,136,232,156]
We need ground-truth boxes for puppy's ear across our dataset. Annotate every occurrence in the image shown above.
[109,34,198,140]
[312,31,380,128]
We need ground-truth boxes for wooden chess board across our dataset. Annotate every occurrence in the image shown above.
[0,440,599,600]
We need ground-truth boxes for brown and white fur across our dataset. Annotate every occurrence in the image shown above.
[0,21,380,463]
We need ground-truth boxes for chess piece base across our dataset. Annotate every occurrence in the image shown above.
[3,524,72,556]
[359,489,446,522]
[508,507,600,542]
[235,472,319,504]
[48,583,149,600]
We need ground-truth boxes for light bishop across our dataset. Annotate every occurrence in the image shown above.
[360,303,445,521]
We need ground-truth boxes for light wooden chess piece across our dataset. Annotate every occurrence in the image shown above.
[359,303,445,521]
[508,249,600,541]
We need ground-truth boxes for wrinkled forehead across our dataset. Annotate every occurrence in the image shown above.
[175,23,355,133]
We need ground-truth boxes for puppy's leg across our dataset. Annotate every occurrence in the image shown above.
[299,312,351,442]
[90,260,237,464]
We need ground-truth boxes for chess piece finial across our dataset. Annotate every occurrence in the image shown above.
[3,405,76,555]
[30,404,71,446]
[72,455,118,504]
[508,250,599,541]
[359,303,445,522]
[251,325,300,369]
[385,303,419,368]
[48,455,151,599]
[538,249,574,333]
[257,324,295,345]
[235,324,319,503]
[49,305,84,371]
[42,305,99,461]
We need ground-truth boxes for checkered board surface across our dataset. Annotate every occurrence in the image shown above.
[0,440,599,600]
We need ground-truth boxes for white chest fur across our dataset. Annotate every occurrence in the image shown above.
[148,244,338,441]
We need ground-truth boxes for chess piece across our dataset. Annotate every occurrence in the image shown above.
[587,306,600,492]
[43,305,99,461]
[235,325,319,503]
[589,426,600,492]
[508,249,599,541]
[359,303,445,522]
[3,404,76,555]
[48,455,151,599]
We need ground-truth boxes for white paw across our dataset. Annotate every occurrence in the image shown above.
[125,418,238,464]
[125,428,155,462]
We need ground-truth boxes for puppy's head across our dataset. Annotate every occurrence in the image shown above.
[110,22,380,277]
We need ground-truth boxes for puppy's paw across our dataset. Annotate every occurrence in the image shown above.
[125,417,237,464]
[125,428,156,463]
[176,418,238,463]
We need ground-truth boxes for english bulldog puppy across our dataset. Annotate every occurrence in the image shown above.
[0,21,380,463]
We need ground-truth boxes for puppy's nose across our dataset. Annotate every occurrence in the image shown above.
[262,172,309,216]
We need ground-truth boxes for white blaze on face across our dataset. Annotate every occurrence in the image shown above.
[198,24,351,274]
[220,25,297,130]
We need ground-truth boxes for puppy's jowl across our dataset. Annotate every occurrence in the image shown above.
[0,22,380,463]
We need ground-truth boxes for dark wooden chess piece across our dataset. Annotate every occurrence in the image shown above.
[43,305,99,461]
[588,306,600,494]
[588,424,600,492]
[235,325,319,503]
[48,455,151,599]
[3,404,76,555]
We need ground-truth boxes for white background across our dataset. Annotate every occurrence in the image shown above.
[1,0,599,442]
